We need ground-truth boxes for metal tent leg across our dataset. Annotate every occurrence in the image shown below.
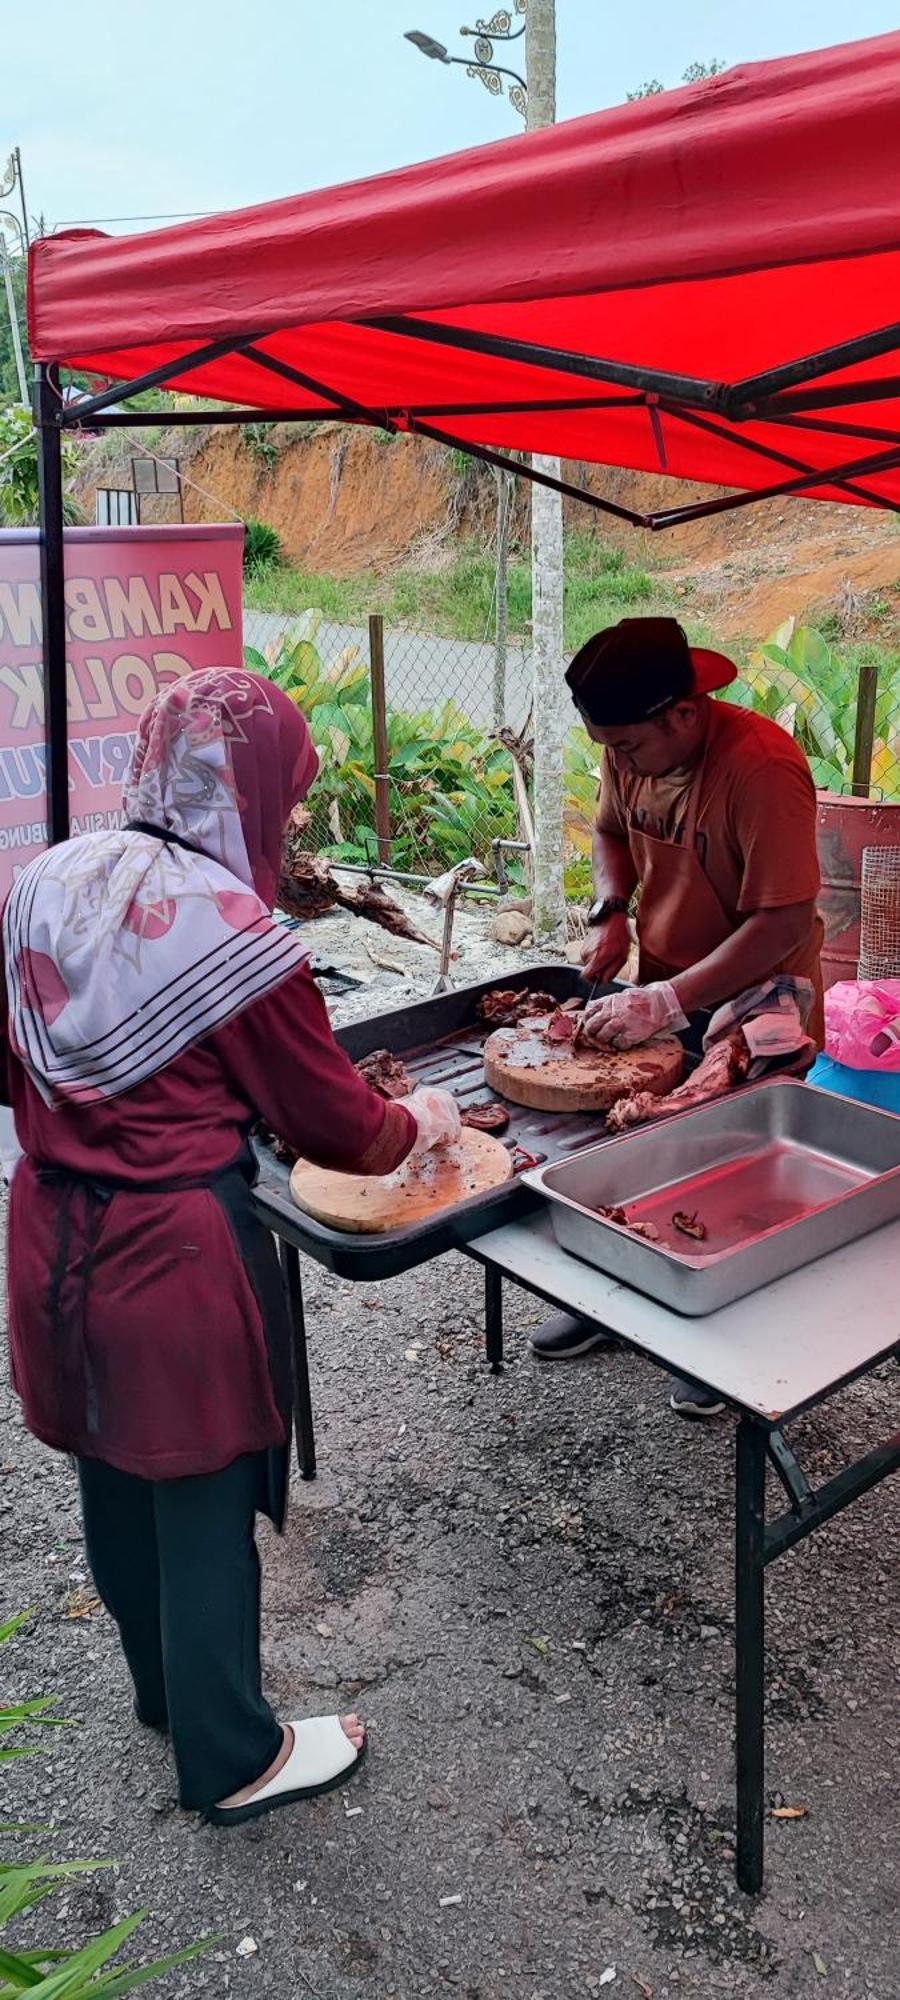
[485,1265,504,1372]
[35,365,70,845]
[735,1416,767,1894]
[280,1242,316,1480]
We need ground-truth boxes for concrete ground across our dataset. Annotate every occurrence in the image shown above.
[2,924,898,2000]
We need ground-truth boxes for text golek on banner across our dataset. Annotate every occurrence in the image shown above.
[0,524,244,900]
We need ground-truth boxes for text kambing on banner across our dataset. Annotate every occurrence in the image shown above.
[0,525,244,896]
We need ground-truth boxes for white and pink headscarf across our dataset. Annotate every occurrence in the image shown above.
[4,669,320,1106]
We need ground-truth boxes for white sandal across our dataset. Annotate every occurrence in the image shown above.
[206,1716,366,1826]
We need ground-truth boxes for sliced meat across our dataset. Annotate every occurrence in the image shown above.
[477,988,558,1026]
[461,1103,511,1133]
[597,1204,662,1243]
[606,1090,659,1133]
[546,1007,579,1043]
[355,1048,413,1100]
[255,1122,300,1167]
[673,1210,708,1242]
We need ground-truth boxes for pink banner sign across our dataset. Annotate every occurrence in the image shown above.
[0,524,244,898]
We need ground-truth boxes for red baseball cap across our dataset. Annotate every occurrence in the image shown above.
[567,617,737,727]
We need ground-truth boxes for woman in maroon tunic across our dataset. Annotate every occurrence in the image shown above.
[1,668,459,1825]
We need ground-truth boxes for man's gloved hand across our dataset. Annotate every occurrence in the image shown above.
[582,981,688,1050]
[400,1086,462,1152]
[581,912,631,984]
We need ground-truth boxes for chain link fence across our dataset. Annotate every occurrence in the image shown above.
[243,603,539,890]
[244,597,900,905]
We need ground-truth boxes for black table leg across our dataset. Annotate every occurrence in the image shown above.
[485,1265,504,1372]
[280,1242,316,1481]
[735,1415,767,1894]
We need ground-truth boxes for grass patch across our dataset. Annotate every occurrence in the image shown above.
[245,533,670,647]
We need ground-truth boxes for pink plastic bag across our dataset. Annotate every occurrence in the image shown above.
[824,980,900,1071]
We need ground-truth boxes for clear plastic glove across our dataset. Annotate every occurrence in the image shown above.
[399,1086,462,1153]
[582,980,688,1050]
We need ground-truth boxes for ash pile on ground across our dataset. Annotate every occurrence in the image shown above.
[1,905,898,2000]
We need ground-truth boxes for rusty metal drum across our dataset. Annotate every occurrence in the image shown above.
[816,794,900,988]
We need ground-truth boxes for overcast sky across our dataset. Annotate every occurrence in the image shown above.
[6,2,898,236]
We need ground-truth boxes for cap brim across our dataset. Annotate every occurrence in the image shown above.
[690,646,738,695]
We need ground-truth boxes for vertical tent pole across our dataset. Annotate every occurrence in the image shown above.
[35,364,69,845]
[369,613,391,864]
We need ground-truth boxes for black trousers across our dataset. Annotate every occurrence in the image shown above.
[78,1452,284,1811]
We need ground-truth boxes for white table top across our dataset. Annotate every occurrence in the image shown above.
[471,1211,900,1423]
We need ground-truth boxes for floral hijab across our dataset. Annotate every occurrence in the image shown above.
[4,669,319,1105]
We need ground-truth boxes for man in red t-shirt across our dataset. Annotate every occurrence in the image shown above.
[531,617,823,1413]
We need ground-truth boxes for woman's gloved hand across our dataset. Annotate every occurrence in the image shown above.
[399,1086,462,1152]
[582,981,688,1050]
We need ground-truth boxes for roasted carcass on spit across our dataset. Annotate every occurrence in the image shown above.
[606,1031,752,1133]
[278,847,441,950]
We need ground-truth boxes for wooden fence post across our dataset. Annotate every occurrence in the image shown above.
[851,660,879,798]
[369,613,391,863]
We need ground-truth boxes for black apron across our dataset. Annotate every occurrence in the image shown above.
[37,1148,293,1531]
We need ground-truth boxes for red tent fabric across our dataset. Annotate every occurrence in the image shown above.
[28,30,900,520]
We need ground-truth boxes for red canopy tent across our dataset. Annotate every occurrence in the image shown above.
[26,28,900,832]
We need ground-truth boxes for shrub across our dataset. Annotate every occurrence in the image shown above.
[243,517,283,577]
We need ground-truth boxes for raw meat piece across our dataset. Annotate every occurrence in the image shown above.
[673,1210,708,1241]
[606,1032,751,1133]
[477,988,558,1027]
[355,1048,413,1100]
[597,1204,661,1243]
[546,1007,579,1043]
[461,1103,511,1133]
[256,1121,299,1167]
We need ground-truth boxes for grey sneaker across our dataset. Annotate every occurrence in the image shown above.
[529,1313,616,1360]
[669,1375,726,1418]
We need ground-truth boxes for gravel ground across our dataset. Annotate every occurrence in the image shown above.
[2,914,898,2000]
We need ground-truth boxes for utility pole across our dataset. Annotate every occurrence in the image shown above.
[1,235,28,405]
[526,0,566,943]
[492,465,511,729]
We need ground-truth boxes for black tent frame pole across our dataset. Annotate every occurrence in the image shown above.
[749,375,900,419]
[765,411,900,449]
[240,345,650,528]
[644,440,900,530]
[34,365,70,846]
[362,312,721,408]
[61,330,271,424]
[725,321,900,416]
[660,400,894,510]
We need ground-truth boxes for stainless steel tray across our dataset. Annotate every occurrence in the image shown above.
[523,1080,900,1315]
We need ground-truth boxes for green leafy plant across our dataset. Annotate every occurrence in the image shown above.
[723,617,900,797]
[0,1613,215,1994]
[242,517,283,578]
[240,423,280,470]
[0,408,82,527]
[248,626,520,873]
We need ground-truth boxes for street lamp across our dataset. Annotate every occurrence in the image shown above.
[405,6,527,119]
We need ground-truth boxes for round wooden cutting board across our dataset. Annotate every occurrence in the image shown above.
[289,1128,514,1234]
[483,1017,684,1113]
